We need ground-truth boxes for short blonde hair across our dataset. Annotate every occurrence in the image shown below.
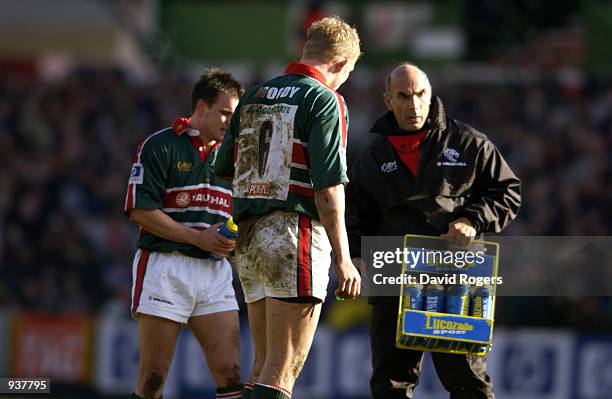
[302,16,361,62]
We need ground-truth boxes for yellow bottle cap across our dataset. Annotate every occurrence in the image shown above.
[226,217,238,234]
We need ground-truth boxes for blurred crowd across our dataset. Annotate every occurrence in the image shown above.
[1,63,611,328]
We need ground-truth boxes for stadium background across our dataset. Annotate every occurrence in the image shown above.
[1,0,612,398]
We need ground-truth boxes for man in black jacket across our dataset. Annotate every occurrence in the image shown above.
[346,63,521,399]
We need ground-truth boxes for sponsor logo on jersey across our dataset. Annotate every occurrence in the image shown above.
[381,161,398,173]
[192,193,230,208]
[176,191,191,207]
[246,104,292,114]
[248,183,270,196]
[129,163,144,184]
[437,148,467,167]
[176,161,193,172]
[163,186,232,214]
[254,86,301,100]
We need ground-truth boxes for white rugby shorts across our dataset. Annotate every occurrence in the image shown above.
[131,250,238,324]
[234,210,332,303]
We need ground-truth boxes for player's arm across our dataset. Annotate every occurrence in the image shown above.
[314,185,360,299]
[128,209,234,256]
[125,137,233,256]
[308,91,360,299]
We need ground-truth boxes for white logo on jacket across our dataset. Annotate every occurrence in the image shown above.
[443,148,460,162]
[381,161,398,173]
[437,148,467,167]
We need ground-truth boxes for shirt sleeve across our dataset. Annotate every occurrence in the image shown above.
[460,140,522,233]
[124,137,169,213]
[214,105,240,179]
[307,91,349,190]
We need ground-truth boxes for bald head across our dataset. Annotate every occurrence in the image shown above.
[384,63,430,96]
[383,63,432,131]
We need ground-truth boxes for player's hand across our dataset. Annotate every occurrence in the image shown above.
[443,217,476,247]
[334,257,361,299]
[192,222,236,257]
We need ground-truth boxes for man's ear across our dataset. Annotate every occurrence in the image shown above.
[331,58,349,73]
[195,99,209,115]
[383,93,393,111]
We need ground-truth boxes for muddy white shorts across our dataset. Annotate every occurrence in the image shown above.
[234,210,332,303]
[131,250,238,324]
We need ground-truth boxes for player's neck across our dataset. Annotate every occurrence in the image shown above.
[188,116,216,149]
[198,131,216,150]
[299,58,335,86]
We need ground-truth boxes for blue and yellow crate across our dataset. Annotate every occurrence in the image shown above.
[396,234,500,355]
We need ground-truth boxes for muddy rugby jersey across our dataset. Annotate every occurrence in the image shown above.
[125,118,232,258]
[215,63,349,222]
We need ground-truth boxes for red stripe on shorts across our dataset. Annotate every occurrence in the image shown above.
[132,250,150,313]
[297,215,312,297]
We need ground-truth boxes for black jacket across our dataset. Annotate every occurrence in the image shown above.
[346,96,521,257]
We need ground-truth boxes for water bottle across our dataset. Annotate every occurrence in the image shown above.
[445,284,470,315]
[469,285,492,319]
[210,217,238,261]
[423,284,445,350]
[403,283,425,347]
[423,284,445,312]
[403,283,423,310]
[469,285,493,353]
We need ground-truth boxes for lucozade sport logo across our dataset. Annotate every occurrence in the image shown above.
[425,314,474,335]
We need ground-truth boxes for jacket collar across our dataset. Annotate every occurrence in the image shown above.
[370,96,447,136]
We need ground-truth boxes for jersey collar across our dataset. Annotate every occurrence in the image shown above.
[172,117,200,137]
[284,62,328,86]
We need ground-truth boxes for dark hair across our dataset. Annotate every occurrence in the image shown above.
[190,68,244,112]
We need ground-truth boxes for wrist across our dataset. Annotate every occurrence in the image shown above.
[333,252,352,265]
[183,226,200,246]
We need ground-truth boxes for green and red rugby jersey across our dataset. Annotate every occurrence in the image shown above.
[215,62,349,222]
[124,118,232,258]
